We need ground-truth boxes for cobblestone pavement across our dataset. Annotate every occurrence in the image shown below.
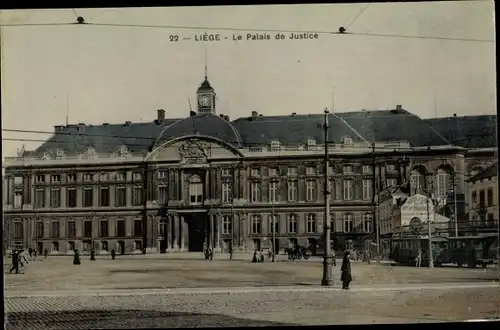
[5,286,500,329]
[5,254,499,293]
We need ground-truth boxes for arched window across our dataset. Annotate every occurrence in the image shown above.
[410,167,426,194]
[436,167,452,198]
[189,175,203,205]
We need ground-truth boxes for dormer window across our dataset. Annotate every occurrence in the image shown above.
[119,146,129,157]
[55,149,65,159]
[270,140,281,151]
[342,136,353,145]
[307,138,316,148]
[86,147,96,155]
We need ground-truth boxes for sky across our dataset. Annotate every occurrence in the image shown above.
[0,2,496,157]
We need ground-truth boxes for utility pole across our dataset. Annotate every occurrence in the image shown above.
[142,158,149,254]
[371,143,379,261]
[321,108,333,286]
[230,193,234,260]
[426,180,434,269]
[271,178,277,262]
[453,174,459,237]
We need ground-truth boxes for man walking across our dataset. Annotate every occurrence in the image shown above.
[9,250,20,274]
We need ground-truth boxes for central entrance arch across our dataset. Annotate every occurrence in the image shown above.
[186,213,210,252]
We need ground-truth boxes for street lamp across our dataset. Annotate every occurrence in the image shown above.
[321,109,333,286]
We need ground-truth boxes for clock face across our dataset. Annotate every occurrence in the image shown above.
[199,95,210,107]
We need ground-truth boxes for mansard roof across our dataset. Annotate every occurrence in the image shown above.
[466,161,498,182]
[24,108,497,157]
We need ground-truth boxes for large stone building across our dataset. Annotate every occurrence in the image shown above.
[3,75,497,255]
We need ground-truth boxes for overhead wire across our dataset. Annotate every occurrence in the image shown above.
[345,3,371,29]
[0,21,494,43]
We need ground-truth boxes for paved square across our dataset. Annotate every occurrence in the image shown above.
[4,253,499,295]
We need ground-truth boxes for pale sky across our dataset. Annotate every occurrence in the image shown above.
[0,2,496,157]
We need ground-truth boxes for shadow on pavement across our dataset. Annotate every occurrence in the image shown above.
[6,309,296,329]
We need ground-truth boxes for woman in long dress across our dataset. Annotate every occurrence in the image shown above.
[341,251,352,290]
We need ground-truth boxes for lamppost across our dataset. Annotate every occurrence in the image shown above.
[451,175,459,237]
[321,108,333,286]
[270,178,278,263]
[422,180,438,269]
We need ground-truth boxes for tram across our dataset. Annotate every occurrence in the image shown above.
[392,236,449,266]
[447,234,498,268]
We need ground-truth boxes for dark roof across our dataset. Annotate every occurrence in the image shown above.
[424,115,497,148]
[231,109,451,147]
[34,120,179,155]
[153,113,242,149]
[25,107,497,157]
[466,161,498,182]
[197,78,214,91]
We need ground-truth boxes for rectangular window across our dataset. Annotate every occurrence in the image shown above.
[222,215,232,234]
[343,179,353,200]
[133,173,143,181]
[386,164,396,172]
[117,220,126,237]
[222,182,231,203]
[35,189,45,208]
[134,219,143,237]
[84,221,92,237]
[269,168,279,176]
[99,173,109,181]
[67,188,77,207]
[67,174,77,182]
[362,179,372,200]
[36,222,44,238]
[132,186,142,206]
[306,214,316,233]
[83,173,93,181]
[51,175,61,183]
[306,180,316,201]
[363,214,372,233]
[50,188,61,208]
[100,187,110,206]
[269,181,279,203]
[14,221,23,239]
[157,171,167,179]
[362,165,372,174]
[116,186,126,206]
[487,188,494,206]
[35,175,45,183]
[251,215,261,234]
[221,169,231,176]
[100,220,109,237]
[288,214,297,233]
[67,221,76,238]
[479,190,486,208]
[251,182,261,203]
[251,168,260,177]
[288,180,297,202]
[13,176,23,185]
[269,214,279,234]
[287,167,298,176]
[329,180,336,200]
[343,214,353,233]
[83,187,93,207]
[343,165,354,174]
[51,221,60,238]
[306,166,316,175]
[386,178,397,187]
[189,181,203,204]
[116,172,126,181]
[14,191,23,208]
[158,185,168,204]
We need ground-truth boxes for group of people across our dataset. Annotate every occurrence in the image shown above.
[251,249,267,263]
[8,247,51,275]
[73,248,117,265]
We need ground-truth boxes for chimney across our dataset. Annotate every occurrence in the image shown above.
[251,111,258,119]
[396,105,402,111]
[124,121,132,127]
[223,115,230,121]
[220,114,224,118]
[54,125,65,133]
[102,123,109,126]
[78,123,85,132]
[291,112,297,116]
[157,109,166,121]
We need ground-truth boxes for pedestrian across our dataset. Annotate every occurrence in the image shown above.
[259,249,265,263]
[19,250,28,268]
[111,249,116,260]
[415,248,422,268]
[341,251,352,290]
[9,250,20,274]
[28,247,33,258]
[331,250,336,267]
[33,248,38,258]
[73,249,81,265]
[90,248,96,261]
[43,248,48,259]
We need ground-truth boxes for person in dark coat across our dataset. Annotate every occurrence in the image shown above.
[252,250,258,263]
[90,248,96,261]
[341,251,352,290]
[28,247,33,258]
[9,250,20,274]
[111,249,116,260]
[43,248,49,259]
[73,249,81,265]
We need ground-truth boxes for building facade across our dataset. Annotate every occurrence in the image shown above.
[465,162,499,234]
[3,75,497,255]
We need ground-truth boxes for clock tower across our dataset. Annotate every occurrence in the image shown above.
[197,71,216,115]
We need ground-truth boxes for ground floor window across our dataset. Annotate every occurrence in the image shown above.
[134,240,143,251]
[101,240,109,251]
[68,241,75,251]
[52,241,59,252]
